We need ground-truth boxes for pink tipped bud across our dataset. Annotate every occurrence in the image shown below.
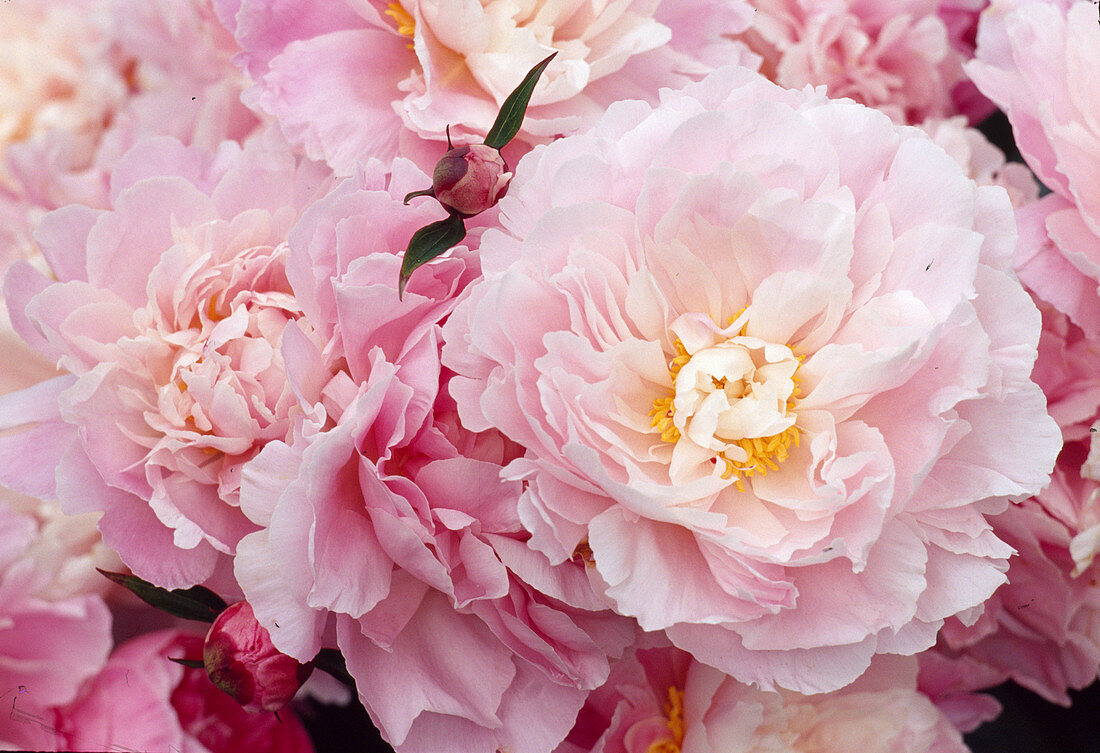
[432,143,512,216]
[203,601,313,713]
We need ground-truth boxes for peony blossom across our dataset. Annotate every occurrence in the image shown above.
[919,116,1037,209]
[0,0,124,175]
[5,0,260,214]
[0,0,126,293]
[230,160,635,753]
[0,131,333,591]
[931,462,1100,707]
[925,305,1100,707]
[967,0,1100,337]
[0,0,261,297]
[18,630,314,752]
[442,65,1060,693]
[0,504,112,749]
[212,0,758,174]
[560,645,968,753]
[732,0,977,124]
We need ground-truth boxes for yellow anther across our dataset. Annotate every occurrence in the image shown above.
[645,686,685,753]
[649,327,801,491]
[384,3,416,37]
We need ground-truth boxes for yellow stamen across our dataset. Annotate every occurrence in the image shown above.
[648,340,690,442]
[384,3,416,37]
[571,538,596,569]
[646,686,685,753]
[649,324,803,491]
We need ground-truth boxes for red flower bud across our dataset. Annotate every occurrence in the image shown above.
[432,143,512,216]
[203,601,313,713]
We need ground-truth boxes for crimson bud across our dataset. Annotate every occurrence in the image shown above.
[432,143,512,216]
[203,601,313,713]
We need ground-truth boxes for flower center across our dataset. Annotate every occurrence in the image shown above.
[650,332,801,491]
[645,686,685,753]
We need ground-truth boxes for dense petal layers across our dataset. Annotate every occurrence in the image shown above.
[232,164,634,753]
[442,65,1058,692]
[0,504,112,749]
[968,1,1100,336]
[733,0,981,124]
[560,645,967,753]
[924,308,1100,708]
[214,0,758,172]
[0,133,333,589]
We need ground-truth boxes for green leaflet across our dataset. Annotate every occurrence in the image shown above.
[97,568,228,623]
[483,51,558,150]
[398,212,467,298]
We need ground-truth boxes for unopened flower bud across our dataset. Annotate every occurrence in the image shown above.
[203,601,313,713]
[432,144,512,216]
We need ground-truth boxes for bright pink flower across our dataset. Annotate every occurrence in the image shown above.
[432,144,512,217]
[0,504,112,749]
[0,132,333,591]
[212,0,758,174]
[734,0,975,124]
[204,601,314,713]
[231,161,634,753]
[561,645,967,753]
[27,630,314,753]
[442,65,1059,693]
[967,1,1100,337]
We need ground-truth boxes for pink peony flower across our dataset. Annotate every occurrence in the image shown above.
[924,306,1100,707]
[919,116,1037,209]
[0,131,333,591]
[431,143,512,216]
[21,630,314,753]
[442,65,1060,693]
[0,0,125,174]
[3,0,261,224]
[937,0,995,122]
[203,601,314,713]
[916,650,1003,734]
[932,459,1100,706]
[230,160,634,753]
[967,1,1100,337]
[561,645,968,753]
[0,0,126,292]
[212,0,758,174]
[732,0,975,124]
[0,504,112,749]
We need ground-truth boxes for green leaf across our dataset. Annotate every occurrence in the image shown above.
[97,568,228,623]
[398,212,467,298]
[314,648,356,689]
[483,51,558,150]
